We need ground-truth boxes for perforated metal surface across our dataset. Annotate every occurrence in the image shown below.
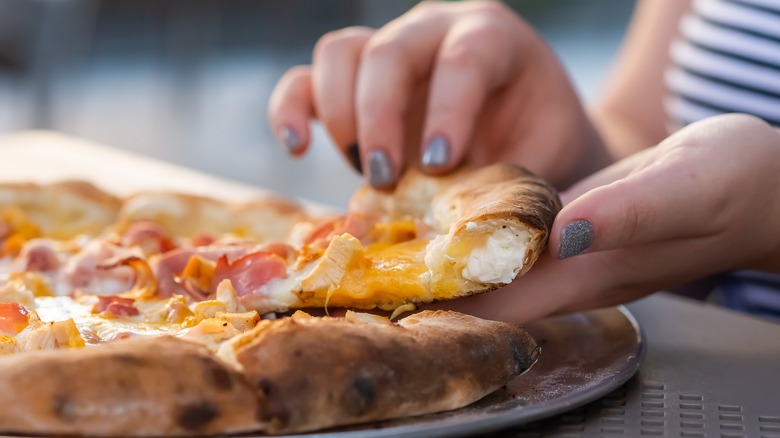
[489,294,780,438]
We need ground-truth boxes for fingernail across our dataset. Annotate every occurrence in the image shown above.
[279,126,302,152]
[368,149,393,188]
[421,135,451,169]
[558,220,594,259]
[346,144,363,175]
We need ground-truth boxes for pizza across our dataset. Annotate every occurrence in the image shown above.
[0,162,560,436]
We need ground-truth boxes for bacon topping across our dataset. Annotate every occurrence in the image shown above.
[0,303,30,335]
[93,296,140,317]
[15,239,61,272]
[152,245,256,298]
[213,252,288,297]
[60,240,136,294]
[304,214,374,248]
[99,256,158,300]
[120,221,176,254]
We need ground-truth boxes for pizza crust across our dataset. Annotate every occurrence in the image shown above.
[119,192,313,242]
[0,336,263,437]
[348,163,561,296]
[0,181,121,239]
[224,310,539,435]
[0,311,537,437]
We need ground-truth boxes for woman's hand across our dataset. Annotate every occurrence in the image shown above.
[438,114,780,323]
[268,0,607,189]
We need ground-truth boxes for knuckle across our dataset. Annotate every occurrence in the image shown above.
[314,28,370,61]
[361,39,402,65]
[438,42,483,71]
[410,0,442,16]
[475,0,511,17]
[285,65,310,81]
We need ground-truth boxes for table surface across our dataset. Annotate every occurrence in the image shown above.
[2,131,779,438]
[492,293,780,438]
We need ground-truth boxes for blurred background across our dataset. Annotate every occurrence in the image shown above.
[0,0,635,207]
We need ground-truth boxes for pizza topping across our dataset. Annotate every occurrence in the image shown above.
[389,303,416,320]
[0,206,42,258]
[60,240,137,295]
[152,245,253,298]
[213,252,287,297]
[459,226,533,283]
[120,221,177,255]
[14,239,62,272]
[100,256,158,300]
[0,273,44,306]
[213,310,259,332]
[344,310,391,325]
[0,302,30,335]
[304,214,373,248]
[92,296,139,318]
[299,234,362,293]
[183,318,241,351]
[15,311,85,350]
[163,295,194,324]
[50,318,86,348]
[369,220,417,245]
[0,335,18,355]
[260,242,297,263]
[192,280,245,323]
[174,255,216,300]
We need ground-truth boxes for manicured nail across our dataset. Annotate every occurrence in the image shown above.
[368,149,393,188]
[278,126,302,152]
[346,143,363,175]
[421,135,451,169]
[558,220,594,259]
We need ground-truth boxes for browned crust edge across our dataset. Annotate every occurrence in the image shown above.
[234,310,539,435]
[0,336,264,437]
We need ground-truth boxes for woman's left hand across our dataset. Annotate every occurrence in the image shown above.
[439,114,780,323]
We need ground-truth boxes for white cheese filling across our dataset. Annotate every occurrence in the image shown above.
[461,227,533,284]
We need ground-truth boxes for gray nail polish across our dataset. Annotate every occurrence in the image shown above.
[558,220,594,259]
[279,126,302,152]
[346,144,363,175]
[421,135,450,169]
[368,149,393,187]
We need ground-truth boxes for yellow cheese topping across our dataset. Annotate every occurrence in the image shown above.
[318,240,447,310]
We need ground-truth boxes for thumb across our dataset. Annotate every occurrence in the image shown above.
[549,156,714,259]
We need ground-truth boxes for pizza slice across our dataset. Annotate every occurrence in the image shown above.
[117,163,561,314]
[0,309,538,436]
[0,161,556,436]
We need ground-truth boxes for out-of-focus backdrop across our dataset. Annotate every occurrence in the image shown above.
[0,0,635,207]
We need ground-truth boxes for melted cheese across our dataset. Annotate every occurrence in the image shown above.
[300,240,445,310]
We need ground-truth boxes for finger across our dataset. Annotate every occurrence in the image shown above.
[421,3,524,173]
[430,232,722,324]
[268,66,315,157]
[311,27,373,173]
[355,4,453,188]
[551,149,723,259]
[428,251,617,324]
[559,146,657,204]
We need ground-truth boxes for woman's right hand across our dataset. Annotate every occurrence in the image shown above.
[268,0,609,189]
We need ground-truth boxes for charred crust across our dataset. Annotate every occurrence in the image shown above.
[201,357,234,391]
[257,378,272,396]
[513,340,540,373]
[176,402,219,430]
[52,394,72,420]
[351,377,376,415]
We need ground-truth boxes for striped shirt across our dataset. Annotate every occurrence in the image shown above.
[664,0,780,320]
[665,0,780,128]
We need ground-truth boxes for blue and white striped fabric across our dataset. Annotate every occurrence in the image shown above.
[664,0,780,320]
[665,0,780,128]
